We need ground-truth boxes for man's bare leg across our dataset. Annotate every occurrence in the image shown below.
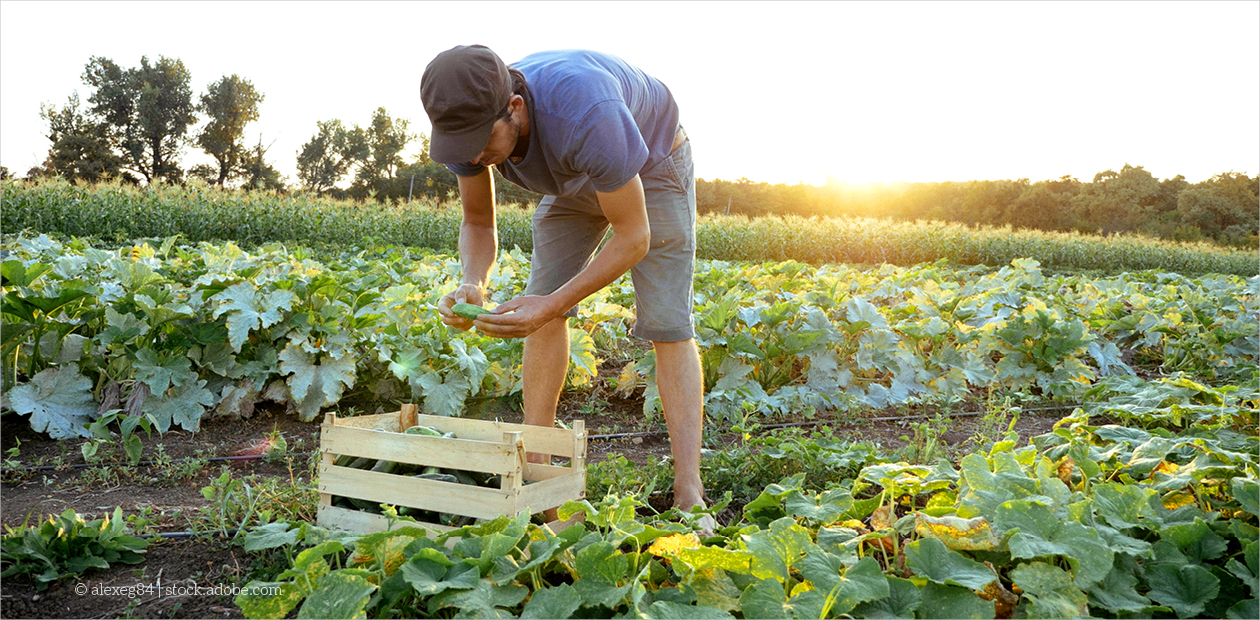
[653,338,712,534]
[522,316,569,522]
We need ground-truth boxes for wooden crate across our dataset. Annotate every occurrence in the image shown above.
[317,404,587,535]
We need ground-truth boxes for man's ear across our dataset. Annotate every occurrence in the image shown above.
[509,94,526,114]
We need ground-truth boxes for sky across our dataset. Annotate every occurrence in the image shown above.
[1,0,1257,187]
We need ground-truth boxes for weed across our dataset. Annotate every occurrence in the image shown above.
[1,440,30,483]
[893,413,952,464]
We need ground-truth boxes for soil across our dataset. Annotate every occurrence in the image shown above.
[0,372,1069,619]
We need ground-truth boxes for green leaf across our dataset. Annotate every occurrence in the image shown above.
[1009,561,1089,619]
[737,577,790,620]
[142,379,215,433]
[1232,477,1259,517]
[1227,598,1259,620]
[428,577,527,616]
[133,348,195,394]
[916,582,995,619]
[1,259,52,287]
[904,537,996,590]
[1087,566,1151,613]
[687,567,743,612]
[99,307,149,345]
[1092,483,1162,530]
[1160,519,1229,563]
[995,500,1113,588]
[851,575,921,619]
[743,517,814,583]
[296,571,376,620]
[573,578,633,610]
[956,452,1039,518]
[234,581,305,620]
[243,522,300,552]
[449,339,490,393]
[1146,562,1220,617]
[1,367,95,439]
[1225,540,1258,597]
[211,282,293,352]
[278,344,357,421]
[784,488,854,524]
[414,369,471,418]
[847,297,889,330]
[519,583,581,619]
[825,556,890,616]
[642,600,736,619]
[402,553,477,597]
[575,541,629,584]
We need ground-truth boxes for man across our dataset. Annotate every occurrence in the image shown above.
[420,45,713,533]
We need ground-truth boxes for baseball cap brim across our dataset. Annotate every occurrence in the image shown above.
[429,118,496,165]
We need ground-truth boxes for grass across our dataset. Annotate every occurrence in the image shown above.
[4,177,1255,276]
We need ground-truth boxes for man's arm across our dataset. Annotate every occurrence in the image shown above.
[438,167,498,329]
[474,175,650,338]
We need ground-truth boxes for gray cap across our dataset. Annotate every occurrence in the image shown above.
[420,45,512,164]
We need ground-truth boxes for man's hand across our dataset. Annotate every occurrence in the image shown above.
[438,283,486,331]
[472,294,561,339]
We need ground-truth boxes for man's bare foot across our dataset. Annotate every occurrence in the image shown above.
[676,499,717,538]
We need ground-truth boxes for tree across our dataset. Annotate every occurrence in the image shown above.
[197,75,263,186]
[36,92,124,183]
[296,120,353,193]
[297,109,415,197]
[357,107,412,185]
[82,55,195,184]
[1069,164,1162,235]
[241,137,286,191]
[1006,176,1081,231]
[1175,172,1259,247]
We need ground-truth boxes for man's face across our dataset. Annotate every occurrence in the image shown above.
[469,117,519,167]
[469,95,524,167]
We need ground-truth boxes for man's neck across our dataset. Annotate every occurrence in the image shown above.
[510,105,530,161]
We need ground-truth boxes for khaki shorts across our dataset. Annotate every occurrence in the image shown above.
[524,135,696,342]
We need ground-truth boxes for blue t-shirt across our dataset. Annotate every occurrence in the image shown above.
[447,50,679,196]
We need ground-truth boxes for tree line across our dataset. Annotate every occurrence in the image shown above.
[11,55,1257,249]
[698,169,1258,249]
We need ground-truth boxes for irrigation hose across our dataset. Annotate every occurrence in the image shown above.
[14,403,1080,471]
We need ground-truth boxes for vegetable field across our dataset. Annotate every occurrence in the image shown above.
[1,218,1257,618]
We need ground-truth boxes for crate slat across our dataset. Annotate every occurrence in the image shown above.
[524,462,572,482]
[319,464,515,520]
[333,412,402,431]
[321,424,517,473]
[519,471,587,514]
[413,414,580,458]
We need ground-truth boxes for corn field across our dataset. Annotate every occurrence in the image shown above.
[3,178,1254,275]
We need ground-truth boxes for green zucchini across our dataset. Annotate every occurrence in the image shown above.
[449,469,478,486]
[404,425,444,437]
[452,302,492,321]
[414,472,459,484]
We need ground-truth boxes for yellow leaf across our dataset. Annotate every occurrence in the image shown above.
[647,533,701,557]
[1162,492,1196,511]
